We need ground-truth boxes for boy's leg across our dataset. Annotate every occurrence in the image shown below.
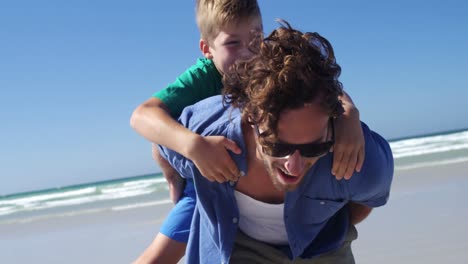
[152,143,185,203]
[133,179,195,264]
[132,233,186,264]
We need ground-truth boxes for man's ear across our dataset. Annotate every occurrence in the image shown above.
[200,39,213,59]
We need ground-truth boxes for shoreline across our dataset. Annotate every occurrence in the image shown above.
[1,161,467,263]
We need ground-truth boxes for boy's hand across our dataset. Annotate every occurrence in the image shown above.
[187,136,242,183]
[153,144,185,203]
[331,108,365,180]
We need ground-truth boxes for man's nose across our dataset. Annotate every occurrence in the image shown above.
[284,150,305,176]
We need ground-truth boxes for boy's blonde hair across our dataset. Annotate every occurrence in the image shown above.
[196,0,262,42]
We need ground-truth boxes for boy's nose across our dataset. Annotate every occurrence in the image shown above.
[284,150,305,176]
[239,45,253,59]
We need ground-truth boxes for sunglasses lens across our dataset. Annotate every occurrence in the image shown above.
[262,140,333,158]
[300,142,332,157]
[264,143,292,157]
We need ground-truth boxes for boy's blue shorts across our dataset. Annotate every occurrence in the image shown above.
[159,179,196,243]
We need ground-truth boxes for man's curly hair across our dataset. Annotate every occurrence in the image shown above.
[223,20,344,142]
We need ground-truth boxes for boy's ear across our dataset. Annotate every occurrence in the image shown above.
[200,39,213,59]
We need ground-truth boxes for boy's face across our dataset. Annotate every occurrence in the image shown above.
[201,17,262,74]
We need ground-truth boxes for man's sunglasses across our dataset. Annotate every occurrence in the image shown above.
[254,118,334,158]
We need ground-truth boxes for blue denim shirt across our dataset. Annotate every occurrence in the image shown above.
[159,95,394,264]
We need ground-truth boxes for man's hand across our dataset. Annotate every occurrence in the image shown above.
[186,135,242,183]
[331,104,365,180]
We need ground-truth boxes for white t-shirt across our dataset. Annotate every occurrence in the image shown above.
[234,190,288,245]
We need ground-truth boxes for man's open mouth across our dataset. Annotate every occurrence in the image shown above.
[277,168,300,184]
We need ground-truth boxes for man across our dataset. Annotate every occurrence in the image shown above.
[159,21,394,264]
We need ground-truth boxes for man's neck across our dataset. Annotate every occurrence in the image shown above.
[235,122,285,204]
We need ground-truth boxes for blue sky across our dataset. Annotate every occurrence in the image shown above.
[1,0,467,195]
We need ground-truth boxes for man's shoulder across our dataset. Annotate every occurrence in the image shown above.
[344,122,394,206]
[302,122,393,202]
[183,94,225,114]
[360,122,393,169]
[179,95,241,135]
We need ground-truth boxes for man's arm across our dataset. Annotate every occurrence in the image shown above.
[348,202,372,225]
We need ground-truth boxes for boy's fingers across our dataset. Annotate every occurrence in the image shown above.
[223,138,242,154]
[355,148,365,172]
[226,171,239,182]
[199,168,216,182]
[343,152,358,180]
[222,161,240,182]
[221,139,241,180]
[217,168,231,183]
[209,169,225,183]
[199,162,238,183]
[209,162,236,183]
[332,150,344,177]
[206,175,216,182]
[215,174,226,183]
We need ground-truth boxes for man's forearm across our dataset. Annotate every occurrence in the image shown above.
[349,202,372,225]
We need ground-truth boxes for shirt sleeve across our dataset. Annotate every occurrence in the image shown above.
[158,144,196,179]
[153,58,223,118]
[344,123,394,208]
[156,104,197,179]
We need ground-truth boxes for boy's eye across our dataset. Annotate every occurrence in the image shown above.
[224,40,241,46]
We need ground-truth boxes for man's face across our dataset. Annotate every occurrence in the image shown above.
[255,103,333,192]
[203,17,262,74]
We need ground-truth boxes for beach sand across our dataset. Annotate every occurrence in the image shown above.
[1,162,467,263]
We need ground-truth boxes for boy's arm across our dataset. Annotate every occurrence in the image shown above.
[332,91,365,180]
[130,97,240,182]
[131,97,199,153]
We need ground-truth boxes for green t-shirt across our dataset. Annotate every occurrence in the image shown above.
[153,58,223,118]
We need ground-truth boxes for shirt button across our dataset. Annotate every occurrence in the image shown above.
[320,201,326,205]
[233,217,238,224]
[229,181,235,186]
[239,171,245,177]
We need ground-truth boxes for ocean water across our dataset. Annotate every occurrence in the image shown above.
[1,129,467,223]
[0,175,172,224]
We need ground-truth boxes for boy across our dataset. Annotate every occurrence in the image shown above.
[130,0,364,263]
